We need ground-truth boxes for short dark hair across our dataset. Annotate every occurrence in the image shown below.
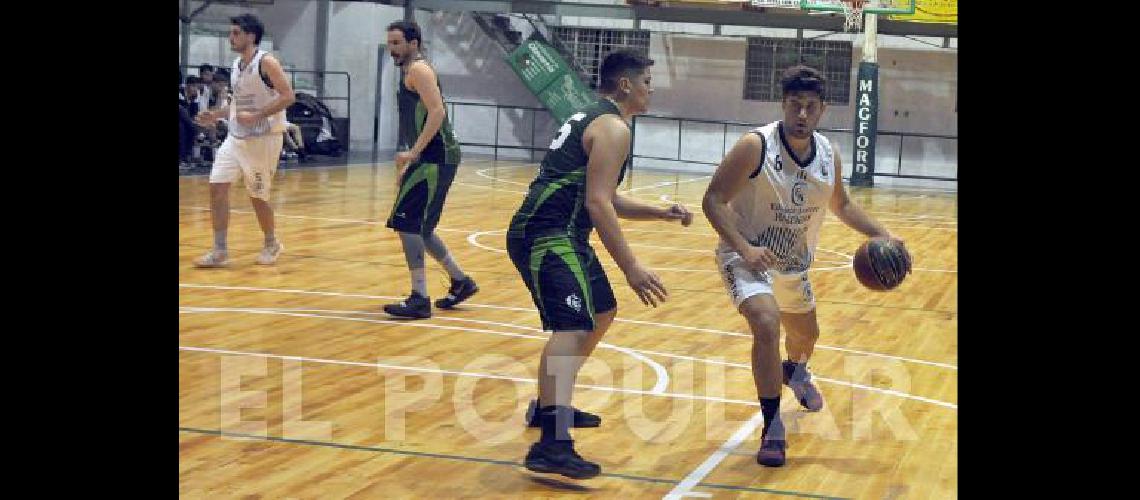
[198,64,215,75]
[780,65,826,100]
[185,75,203,86]
[213,69,230,82]
[230,14,265,45]
[387,20,423,47]
[598,49,654,93]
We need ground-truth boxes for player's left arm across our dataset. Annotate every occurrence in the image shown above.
[406,62,446,159]
[829,143,897,240]
[252,54,296,120]
[613,192,693,225]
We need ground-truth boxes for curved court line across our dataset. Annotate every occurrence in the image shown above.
[181,306,955,407]
[474,167,532,187]
[180,207,955,273]
[178,341,955,409]
[471,166,697,204]
[464,229,855,273]
[179,306,669,394]
[451,181,529,195]
[655,195,959,230]
[179,344,764,407]
[656,193,958,220]
[624,175,712,193]
[628,347,957,409]
[179,284,959,371]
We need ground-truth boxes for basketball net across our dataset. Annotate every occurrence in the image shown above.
[842,0,865,32]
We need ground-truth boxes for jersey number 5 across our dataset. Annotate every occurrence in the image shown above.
[549,112,587,151]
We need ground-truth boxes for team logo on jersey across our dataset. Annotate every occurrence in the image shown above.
[566,294,582,312]
[791,181,807,206]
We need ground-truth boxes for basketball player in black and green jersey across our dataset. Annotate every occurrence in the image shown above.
[382,20,477,318]
[508,50,694,479]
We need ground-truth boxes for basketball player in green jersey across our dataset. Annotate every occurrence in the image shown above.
[382,20,477,319]
[507,50,694,479]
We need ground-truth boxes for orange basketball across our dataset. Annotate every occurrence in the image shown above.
[852,237,912,291]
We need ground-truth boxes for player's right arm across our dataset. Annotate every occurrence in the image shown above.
[702,132,778,272]
[583,115,668,308]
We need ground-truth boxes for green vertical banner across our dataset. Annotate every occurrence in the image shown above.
[851,62,879,187]
[505,38,596,123]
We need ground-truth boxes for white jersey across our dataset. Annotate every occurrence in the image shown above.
[716,121,838,273]
[228,50,285,138]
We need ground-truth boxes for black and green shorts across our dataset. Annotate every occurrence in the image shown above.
[386,161,458,236]
[506,233,617,332]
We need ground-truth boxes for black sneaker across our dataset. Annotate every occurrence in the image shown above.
[524,440,601,479]
[756,424,787,467]
[434,276,479,309]
[525,399,601,428]
[383,291,431,319]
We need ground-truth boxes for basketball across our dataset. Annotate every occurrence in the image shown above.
[852,237,912,290]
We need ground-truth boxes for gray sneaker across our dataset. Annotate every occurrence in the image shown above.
[255,242,283,265]
[194,249,230,268]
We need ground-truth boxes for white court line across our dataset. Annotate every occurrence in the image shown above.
[179,306,670,394]
[626,348,957,409]
[451,181,529,195]
[181,305,955,407]
[624,175,711,193]
[656,195,959,230]
[175,205,953,274]
[465,229,860,274]
[464,230,720,273]
[177,344,763,407]
[474,167,532,187]
[307,308,675,394]
[663,411,767,500]
[179,283,958,370]
[178,206,470,234]
[655,193,958,220]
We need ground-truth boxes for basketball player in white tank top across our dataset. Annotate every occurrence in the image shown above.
[193,14,295,268]
[702,65,911,467]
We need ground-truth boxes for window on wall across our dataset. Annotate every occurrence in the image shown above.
[550,27,651,90]
[744,37,852,105]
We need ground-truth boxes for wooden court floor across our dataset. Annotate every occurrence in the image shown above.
[179,158,958,499]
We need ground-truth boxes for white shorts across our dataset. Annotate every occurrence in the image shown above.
[209,134,284,201]
[716,250,816,313]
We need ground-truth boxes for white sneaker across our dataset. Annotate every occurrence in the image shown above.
[194,249,229,268]
[256,242,283,265]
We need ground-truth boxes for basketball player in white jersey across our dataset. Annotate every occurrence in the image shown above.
[702,65,910,467]
[193,14,295,267]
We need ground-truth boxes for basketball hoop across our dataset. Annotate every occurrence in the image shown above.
[841,0,865,31]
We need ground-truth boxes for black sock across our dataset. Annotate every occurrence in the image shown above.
[539,405,574,443]
[760,397,783,438]
[783,360,805,382]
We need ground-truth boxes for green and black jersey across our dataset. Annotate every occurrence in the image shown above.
[507,99,629,241]
[398,60,461,165]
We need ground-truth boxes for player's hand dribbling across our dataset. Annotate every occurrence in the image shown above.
[624,262,667,307]
[740,245,778,272]
[661,203,694,226]
[882,233,913,275]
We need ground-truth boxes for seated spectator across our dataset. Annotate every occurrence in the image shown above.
[282,120,307,161]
